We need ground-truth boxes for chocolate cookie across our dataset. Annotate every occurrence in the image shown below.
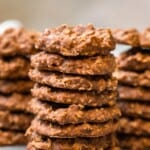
[112,28,140,47]
[30,99,121,125]
[0,57,30,79]
[118,118,150,135]
[0,79,33,94]
[31,84,117,107]
[27,132,118,150]
[0,111,33,130]
[31,52,116,75]
[118,86,150,101]
[35,24,115,56]
[29,69,117,92]
[27,119,118,138]
[0,93,31,112]
[119,135,150,150]
[0,130,27,145]
[115,70,150,87]
[117,48,150,71]
[140,28,150,48]
[119,101,150,119]
[0,28,38,56]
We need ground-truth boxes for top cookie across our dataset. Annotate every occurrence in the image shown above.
[112,28,140,47]
[0,28,38,56]
[140,28,150,48]
[35,24,115,56]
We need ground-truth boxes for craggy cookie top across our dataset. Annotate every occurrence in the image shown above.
[0,28,38,56]
[140,28,150,48]
[112,28,140,47]
[36,24,115,56]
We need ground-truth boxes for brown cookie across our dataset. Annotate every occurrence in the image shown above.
[31,84,117,107]
[118,118,150,135]
[119,101,150,119]
[118,86,150,101]
[0,110,33,130]
[140,28,150,48]
[29,69,117,92]
[27,132,118,150]
[115,70,150,87]
[35,24,115,56]
[31,52,116,75]
[0,28,38,57]
[0,130,27,145]
[0,79,33,94]
[117,48,150,71]
[0,93,31,112]
[112,28,140,47]
[27,118,118,138]
[119,135,150,150]
[0,57,30,79]
[30,99,121,125]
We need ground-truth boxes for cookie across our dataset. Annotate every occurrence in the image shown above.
[0,57,30,79]
[0,28,38,56]
[35,24,115,56]
[0,130,27,145]
[140,28,150,48]
[119,101,150,119]
[0,79,33,94]
[27,118,118,138]
[0,110,33,130]
[31,52,116,75]
[112,28,140,47]
[118,135,150,150]
[118,118,150,135]
[27,132,117,150]
[0,93,31,112]
[30,99,121,125]
[118,86,150,101]
[31,84,117,107]
[117,48,150,71]
[115,70,150,87]
[29,69,117,92]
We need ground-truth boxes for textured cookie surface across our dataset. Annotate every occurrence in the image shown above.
[0,28,38,56]
[36,24,115,56]
[117,48,150,71]
[31,52,116,75]
[27,119,118,138]
[119,101,150,119]
[0,80,33,94]
[29,69,117,92]
[0,111,33,130]
[118,118,150,135]
[0,57,30,79]
[112,28,140,47]
[115,70,150,87]
[0,93,31,112]
[119,135,150,150]
[27,133,118,150]
[118,86,150,101]
[31,84,117,107]
[0,130,27,145]
[30,99,121,125]
[140,28,150,48]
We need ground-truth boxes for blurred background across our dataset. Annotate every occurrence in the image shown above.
[0,0,149,31]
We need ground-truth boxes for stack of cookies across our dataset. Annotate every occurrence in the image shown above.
[27,24,121,150]
[113,28,150,149]
[0,28,37,145]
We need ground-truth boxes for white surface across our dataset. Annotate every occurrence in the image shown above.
[0,146,25,150]
[0,20,22,34]
[112,44,131,57]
